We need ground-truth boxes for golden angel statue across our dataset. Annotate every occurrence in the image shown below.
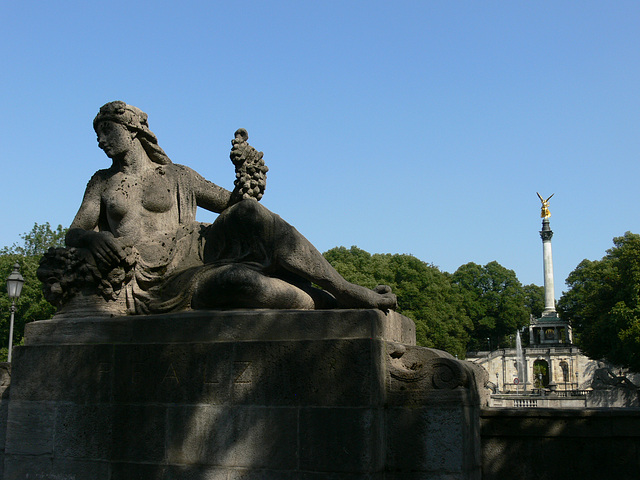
[537,192,554,219]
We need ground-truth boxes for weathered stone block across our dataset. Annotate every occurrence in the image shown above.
[587,387,640,407]
[54,404,113,459]
[299,407,384,472]
[300,474,384,480]
[9,344,112,402]
[24,310,415,346]
[110,464,300,480]
[112,404,166,462]
[113,343,234,405]
[0,363,10,479]
[480,409,640,480]
[386,407,464,472]
[5,402,56,456]
[3,455,111,480]
[109,462,166,480]
[231,339,383,407]
[384,474,466,480]
[0,392,8,453]
[166,405,297,468]
[108,339,383,408]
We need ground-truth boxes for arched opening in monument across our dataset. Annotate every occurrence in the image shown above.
[560,361,569,383]
[533,359,549,388]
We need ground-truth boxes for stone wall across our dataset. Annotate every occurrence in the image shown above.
[587,388,639,407]
[6,312,640,480]
[481,408,640,480]
[0,363,9,480]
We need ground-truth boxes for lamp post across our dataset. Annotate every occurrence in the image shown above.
[6,262,24,363]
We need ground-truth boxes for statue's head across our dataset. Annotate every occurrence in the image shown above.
[94,101,170,165]
[94,101,157,142]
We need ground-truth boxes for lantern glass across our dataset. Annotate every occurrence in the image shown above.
[6,262,24,300]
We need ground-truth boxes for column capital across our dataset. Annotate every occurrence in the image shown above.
[540,219,553,241]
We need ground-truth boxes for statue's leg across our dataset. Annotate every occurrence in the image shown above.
[190,263,317,309]
[206,200,396,310]
[271,223,397,309]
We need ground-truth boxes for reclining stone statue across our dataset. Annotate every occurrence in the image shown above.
[592,366,638,390]
[37,101,397,317]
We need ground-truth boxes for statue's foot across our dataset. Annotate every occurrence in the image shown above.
[333,283,397,310]
[373,285,398,310]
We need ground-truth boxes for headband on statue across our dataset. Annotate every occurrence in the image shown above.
[94,101,158,143]
[94,101,171,165]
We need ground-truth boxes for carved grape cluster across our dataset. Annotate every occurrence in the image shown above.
[37,245,137,307]
[230,128,268,203]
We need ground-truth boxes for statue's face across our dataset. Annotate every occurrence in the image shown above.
[96,121,134,159]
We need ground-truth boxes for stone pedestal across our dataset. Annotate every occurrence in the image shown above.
[587,387,640,408]
[0,363,10,480]
[3,310,485,479]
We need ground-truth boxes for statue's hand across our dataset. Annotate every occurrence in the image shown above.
[84,231,126,268]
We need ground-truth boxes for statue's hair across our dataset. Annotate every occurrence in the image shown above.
[94,101,172,165]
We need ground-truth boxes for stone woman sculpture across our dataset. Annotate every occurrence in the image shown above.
[38,101,396,317]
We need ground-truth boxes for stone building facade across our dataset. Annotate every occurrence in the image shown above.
[467,336,595,396]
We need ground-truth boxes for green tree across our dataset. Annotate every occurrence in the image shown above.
[0,222,66,361]
[2,222,67,257]
[558,231,640,370]
[324,246,472,357]
[533,362,548,388]
[451,261,530,351]
[523,283,545,319]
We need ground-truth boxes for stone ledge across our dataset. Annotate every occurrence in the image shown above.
[481,407,640,418]
[24,309,415,346]
[481,407,640,480]
[480,407,640,437]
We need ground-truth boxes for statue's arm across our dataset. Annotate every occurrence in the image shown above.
[186,130,267,212]
[65,172,124,265]
[182,165,233,213]
[66,173,104,245]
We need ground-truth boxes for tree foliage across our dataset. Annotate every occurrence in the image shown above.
[523,283,545,319]
[324,247,541,357]
[0,223,66,361]
[451,261,530,350]
[324,246,472,357]
[558,232,640,370]
[2,222,67,257]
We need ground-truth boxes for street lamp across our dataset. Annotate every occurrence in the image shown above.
[6,262,24,363]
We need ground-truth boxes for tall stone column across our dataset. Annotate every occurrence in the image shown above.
[540,218,556,316]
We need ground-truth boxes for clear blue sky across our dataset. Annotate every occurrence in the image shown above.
[2,1,639,300]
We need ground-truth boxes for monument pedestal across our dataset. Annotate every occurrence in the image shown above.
[3,310,485,479]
